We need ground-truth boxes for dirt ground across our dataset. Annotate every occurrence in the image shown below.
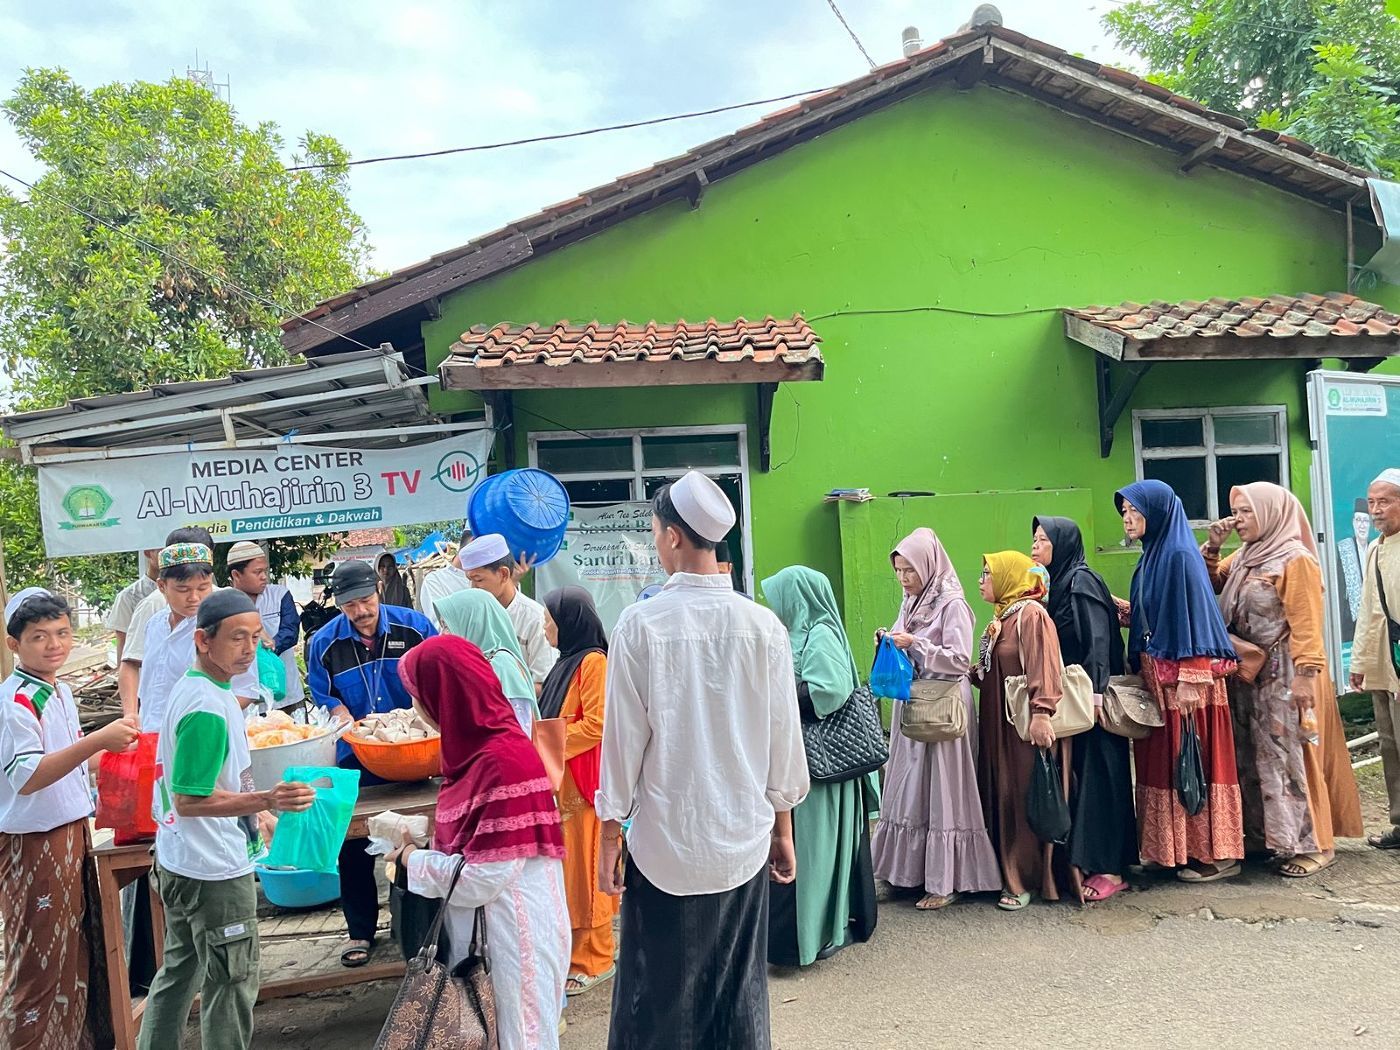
[199,766,1400,1049]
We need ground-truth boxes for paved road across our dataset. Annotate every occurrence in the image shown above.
[240,838,1400,1049]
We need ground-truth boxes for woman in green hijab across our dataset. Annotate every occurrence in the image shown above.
[435,588,537,732]
[763,566,879,966]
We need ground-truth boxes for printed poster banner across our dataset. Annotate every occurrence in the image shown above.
[38,431,493,557]
[1307,371,1400,680]
[535,502,667,632]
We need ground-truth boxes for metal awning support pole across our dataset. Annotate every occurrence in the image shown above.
[1095,356,1153,458]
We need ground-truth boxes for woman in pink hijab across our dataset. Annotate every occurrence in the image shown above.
[1203,482,1362,877]
[870,527,1001,910]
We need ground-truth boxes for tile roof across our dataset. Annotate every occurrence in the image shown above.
[284,24,1378,356]
[1065,293,1400,343]
[440,315,822,389]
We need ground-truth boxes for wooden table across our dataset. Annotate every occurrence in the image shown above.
[89,780,439,1050]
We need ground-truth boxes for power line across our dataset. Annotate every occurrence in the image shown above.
[284,85,839,172]
[823,0,877,70]
[0,165,404,367]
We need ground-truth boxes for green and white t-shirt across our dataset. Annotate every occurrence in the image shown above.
[153,670,264,881]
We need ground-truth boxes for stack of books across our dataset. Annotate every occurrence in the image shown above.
[824,488,874,503]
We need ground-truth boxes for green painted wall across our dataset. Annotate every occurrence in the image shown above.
[421,81,1400,612]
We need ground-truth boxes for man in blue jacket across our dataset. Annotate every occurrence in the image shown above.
[307,559,436,968]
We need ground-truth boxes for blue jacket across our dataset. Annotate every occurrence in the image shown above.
[307,603,437,768]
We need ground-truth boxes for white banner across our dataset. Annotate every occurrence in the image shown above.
[38,431,494,557]
[535,503,667,632]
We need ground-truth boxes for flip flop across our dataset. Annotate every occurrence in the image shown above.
[1082,875,1129,902]
[565,965,616,996]
[996,891,1031,912]
[1279,853,1335,879]
[1368,827,1400,850]
[340,939,372,968]
[1176,861,1241,883]
[915,892,960,911]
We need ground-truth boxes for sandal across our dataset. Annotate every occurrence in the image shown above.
[915,892,960,911]
[1368,827,1400,850]
[996,891,1031,912]
[1082,875,1129,903]
[1279,853,1335,879]
[1176,861,1241,884]
[565,965,616,996]
[340,939,372,968]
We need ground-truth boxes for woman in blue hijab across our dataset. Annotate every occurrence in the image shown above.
[1115,480,1244,883]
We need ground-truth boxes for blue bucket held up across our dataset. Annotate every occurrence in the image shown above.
[468,468,571,566]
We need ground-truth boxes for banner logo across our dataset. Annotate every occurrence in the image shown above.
[58,484,118,530]
[1325,384,1387,416]
[433,450,484,493]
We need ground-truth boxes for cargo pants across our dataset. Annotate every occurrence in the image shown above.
[136,864,260,1050]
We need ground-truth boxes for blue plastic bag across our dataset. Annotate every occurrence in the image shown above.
[257,644,287,704]
[869,634,914,701]
[264,765,360,875]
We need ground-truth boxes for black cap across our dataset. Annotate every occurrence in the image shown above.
[196,588,257,630]
[331,560,379,603]
[715,539,732,563]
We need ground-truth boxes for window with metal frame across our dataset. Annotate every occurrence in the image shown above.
[1131,406,1288,524]
[529,427,746,503]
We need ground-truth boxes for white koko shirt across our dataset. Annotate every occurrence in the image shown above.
[596,572,810,896]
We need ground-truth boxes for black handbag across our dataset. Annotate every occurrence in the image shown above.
[799,682,889,783]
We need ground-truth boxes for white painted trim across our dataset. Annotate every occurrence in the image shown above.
[528,425,753,593]
[1131,404,1289,524]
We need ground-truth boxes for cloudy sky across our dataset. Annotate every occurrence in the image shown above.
[1,1,1134,276]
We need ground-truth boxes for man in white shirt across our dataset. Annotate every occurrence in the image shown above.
[1354,468,1400,850]
[106,548,160,663]
[596,471,809,1050]
[119,527,210,718]
[226,541,303,707]
[139,589,313,1050]
[416,527,474,627]
[460,533,557,694]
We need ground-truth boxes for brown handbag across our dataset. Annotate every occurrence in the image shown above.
[1102,674,1164,740]
[375,859,498,1050]
[531,717,567,792]
[1228,632,1267,684]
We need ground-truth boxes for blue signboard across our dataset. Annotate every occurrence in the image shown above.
[1307,371,1400,680]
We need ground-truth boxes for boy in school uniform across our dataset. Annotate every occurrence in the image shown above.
[0,588,140,1048]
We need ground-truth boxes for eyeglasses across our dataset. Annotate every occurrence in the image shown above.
[979,568,991,581]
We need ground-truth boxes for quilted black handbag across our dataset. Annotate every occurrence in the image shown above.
[799,683,889,783]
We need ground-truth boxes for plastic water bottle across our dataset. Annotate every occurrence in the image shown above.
[1300,708,1320,747]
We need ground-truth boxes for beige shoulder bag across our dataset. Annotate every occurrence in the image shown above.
[1002,609,1095,742]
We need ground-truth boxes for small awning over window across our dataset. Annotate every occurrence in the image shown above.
[438,315,823,391]
[1064,292,1400,458]
[1064,292,1400,363]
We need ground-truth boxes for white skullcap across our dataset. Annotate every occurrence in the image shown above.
[670,470,736,543]
[5,587,54,628]
[226,540,266,567]
[459,533,511,570]
[1372,468,1400,492]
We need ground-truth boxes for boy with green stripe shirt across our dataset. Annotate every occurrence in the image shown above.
[0,589,139,1049]
[138,590,314,1050]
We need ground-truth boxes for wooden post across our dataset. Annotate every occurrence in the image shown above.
[0,528,11,678]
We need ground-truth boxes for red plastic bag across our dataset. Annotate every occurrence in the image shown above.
[96,732,159,844]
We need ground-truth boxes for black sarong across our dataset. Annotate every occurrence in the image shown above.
[608,858,770,1050]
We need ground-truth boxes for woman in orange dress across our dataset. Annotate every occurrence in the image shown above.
[540,587,616,995]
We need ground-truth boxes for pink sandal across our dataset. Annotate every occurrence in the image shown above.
[1083,874,1129,903]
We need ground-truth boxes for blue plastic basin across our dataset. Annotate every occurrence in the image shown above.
[256,865,341,909]
[468,468,571,566]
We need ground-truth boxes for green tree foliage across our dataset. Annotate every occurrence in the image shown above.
[0,70,373,602]
[1104,0,1400,174]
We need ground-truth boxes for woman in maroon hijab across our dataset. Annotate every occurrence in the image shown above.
[388,635,569,1049]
